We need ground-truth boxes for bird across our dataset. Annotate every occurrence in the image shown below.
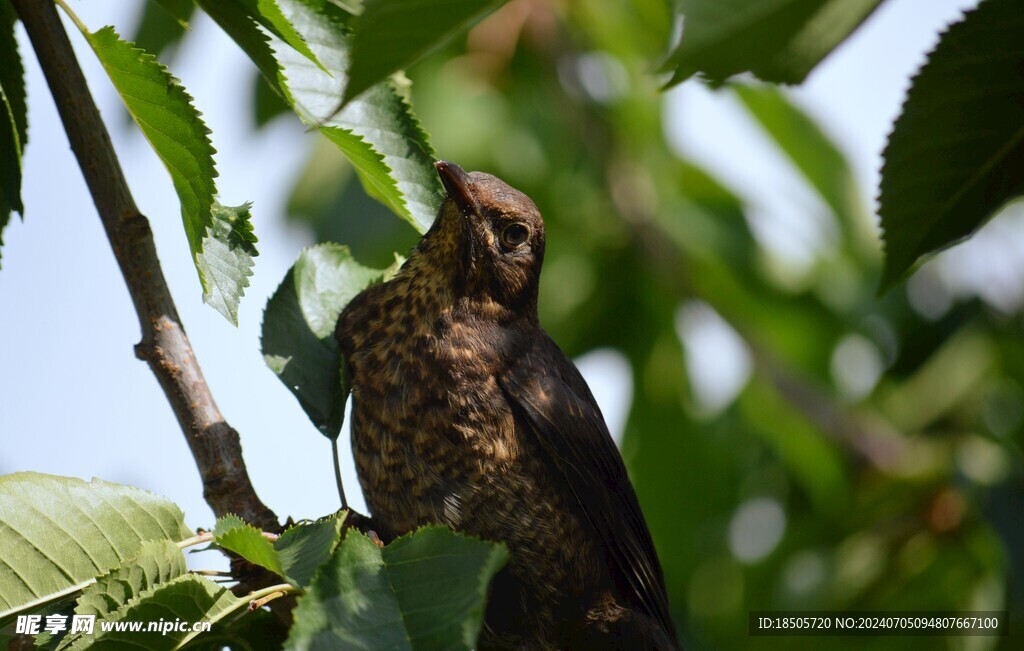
[335,161,679,650]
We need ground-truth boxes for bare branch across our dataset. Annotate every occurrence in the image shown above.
[11,0,278,530]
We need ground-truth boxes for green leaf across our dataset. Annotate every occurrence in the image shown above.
[0,0,26,266]
[878,0,1024,289]
[329,0,364,14]
[211,512,247,533]
[74,24,256,323]
[212,512,347,591]
[733,84,865,247]
[197,202,258,324]
[213,514,283,576]
[193,0,345,97]
[195,0,281,93]
[262,244,391,438]
[184,607,290,651]
[0,473,191,619]
[0,0,27,148]
[285,527,508,651]
[739,380,848,511]
[273,0,441,233]
[196,0,440,231]
[343,0,503,105]
[133,0,195,60]
[81,26,216,268]
[55,540,188,649]
[275,513,346,588]
[153,0,196,26]
[6,598,76,650]
[240,0,326,72]
[190,0,321,83]
[381,528,507,649]
[253,72,290,127]
[65,575,244,650]
[662,0,884,87]
[74,540,188,621]
[0,86,21,265]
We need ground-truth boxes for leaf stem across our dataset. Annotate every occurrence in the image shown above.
[190,569,232,577]
[178,528,279,551]
[248,583,301,611]
[332,438,348,510]
[178,531,215,549]
[53,0,87,34]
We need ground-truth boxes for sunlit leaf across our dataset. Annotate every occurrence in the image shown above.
[198,0,440,231]
[213,514,283,576]
[73,540,187,621]
[197,202,258,324]
[72,23,256,322]
[240,0,325,72]
[0,473,191,619]
[274,0,441,233]
[81,26,216,267]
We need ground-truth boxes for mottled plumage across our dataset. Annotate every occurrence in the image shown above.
[335,162,679,649]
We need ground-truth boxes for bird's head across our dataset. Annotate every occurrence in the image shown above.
[414,161,545,315]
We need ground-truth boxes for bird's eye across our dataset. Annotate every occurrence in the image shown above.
[501,223,530,248]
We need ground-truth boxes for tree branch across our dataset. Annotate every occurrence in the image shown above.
[12,0,278,530]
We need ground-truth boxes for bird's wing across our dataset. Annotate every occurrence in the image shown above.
[498,332,678,645]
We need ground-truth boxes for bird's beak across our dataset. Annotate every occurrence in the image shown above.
[435,160,481,219]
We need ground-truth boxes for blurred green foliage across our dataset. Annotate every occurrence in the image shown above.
[133,0,1023,647]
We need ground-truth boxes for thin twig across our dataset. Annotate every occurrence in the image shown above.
[11,0,278,530]
[178,531,215,549]
[248,584,300,611]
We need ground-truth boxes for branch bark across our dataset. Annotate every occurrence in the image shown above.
[12,0,278,531]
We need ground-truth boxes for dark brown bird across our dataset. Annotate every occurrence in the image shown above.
[335,161,679,650]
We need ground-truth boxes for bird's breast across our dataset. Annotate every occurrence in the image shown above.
[343,289,521,532]
[339,283,606,636]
